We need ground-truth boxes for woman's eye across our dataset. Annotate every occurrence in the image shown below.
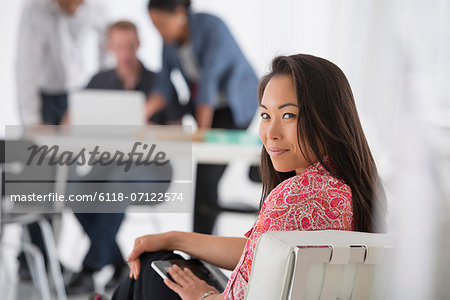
[260,113,270,119]
[282,113,297,119]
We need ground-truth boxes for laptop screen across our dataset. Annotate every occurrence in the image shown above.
[69,89,146,125]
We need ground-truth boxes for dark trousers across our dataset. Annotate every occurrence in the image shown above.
[193,107,244,234]
[64,162,172,269]
[40,92,68,125]
[112,251,184,300]
[75,213,125,271]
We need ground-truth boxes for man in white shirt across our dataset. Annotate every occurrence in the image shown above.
[14,0,110,289]
[16,0,109,125]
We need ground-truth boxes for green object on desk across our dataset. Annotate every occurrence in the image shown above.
[203,130,262,145]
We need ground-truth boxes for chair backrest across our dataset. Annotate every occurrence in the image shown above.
[245,230,393,300]
[0,166,3,237]
[1,140,4,236]
[2,139,56,214]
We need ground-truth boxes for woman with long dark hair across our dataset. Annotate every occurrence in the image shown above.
[110,54,386,300]
[258,54,386,233]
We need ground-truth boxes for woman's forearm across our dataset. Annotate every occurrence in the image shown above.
[195,104,214,128]
[167,231,246,270]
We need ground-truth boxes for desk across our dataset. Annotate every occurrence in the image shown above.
[23,126,261,164]
[191,129,262,233]
[192,142,260,164]
[10,126,261,216]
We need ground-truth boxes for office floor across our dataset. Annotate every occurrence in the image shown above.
[1,162,260,300]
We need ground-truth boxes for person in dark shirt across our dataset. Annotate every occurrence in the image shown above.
[65,20,179,295]
[85,21,181,125]
[146,0,259,234]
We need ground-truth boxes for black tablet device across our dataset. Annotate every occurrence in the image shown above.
[151,258,229,292]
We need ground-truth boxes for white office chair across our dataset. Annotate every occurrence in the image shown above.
[245,230,392,300]
[1,139,67,300]
[1,164,52,300]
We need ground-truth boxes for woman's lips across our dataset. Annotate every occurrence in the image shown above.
[268,147,288,156]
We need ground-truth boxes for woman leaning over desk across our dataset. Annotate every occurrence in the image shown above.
[144,0,259,234]
[110,54,387,300]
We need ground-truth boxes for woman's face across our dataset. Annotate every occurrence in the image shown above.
[259,74,313,175]
[149,8,187,44]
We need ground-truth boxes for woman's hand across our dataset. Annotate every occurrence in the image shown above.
[164,264,221,300]
[126,232,173,280]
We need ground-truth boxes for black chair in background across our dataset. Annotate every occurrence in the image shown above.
[194,164,261,234]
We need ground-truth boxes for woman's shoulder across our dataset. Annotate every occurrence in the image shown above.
[263,159,353,231]
[191,12,228,33]
[192,12,223,24]
[276,159,351,200]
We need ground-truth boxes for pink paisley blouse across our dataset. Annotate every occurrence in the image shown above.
[222,158,354,299]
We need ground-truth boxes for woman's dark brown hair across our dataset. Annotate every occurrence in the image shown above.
[258,54,386,233]
[147,0,191,12]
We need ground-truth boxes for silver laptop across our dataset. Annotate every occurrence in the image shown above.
[69,89,146,125]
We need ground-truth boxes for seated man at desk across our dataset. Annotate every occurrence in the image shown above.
[65,20,180,295]
[84,20,182,124]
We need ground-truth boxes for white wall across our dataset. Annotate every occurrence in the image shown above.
[0,0,403,143]
[1,0,407,216]
[4,0,432,166]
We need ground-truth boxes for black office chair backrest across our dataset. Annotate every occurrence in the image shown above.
[2,139,55,213]
[0,164,3,237]
[1,139,5,198]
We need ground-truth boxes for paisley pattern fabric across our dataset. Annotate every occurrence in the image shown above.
[223,158,354,299]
